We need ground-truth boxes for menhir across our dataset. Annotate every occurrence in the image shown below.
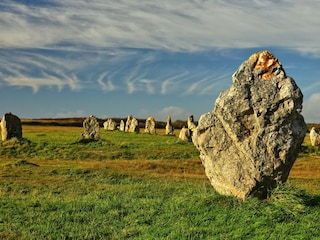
[81,115,100,141]
[1,112,22,141]
[192,50,307,200]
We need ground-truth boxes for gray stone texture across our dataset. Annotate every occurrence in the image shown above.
[81,115,100,140]
[192,50,307,199]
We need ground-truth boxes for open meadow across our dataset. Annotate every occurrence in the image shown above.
[0,125,320,239]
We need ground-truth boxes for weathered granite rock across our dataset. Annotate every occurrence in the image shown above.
[310,127,320,147]
[145,116,156,134]
[81,115,100,140]
[165,115,174,135]
[119,120,125,131]
[192,50,307,199]
[103,118,117,131]
[0,112,22,141]
[179,126,191,141]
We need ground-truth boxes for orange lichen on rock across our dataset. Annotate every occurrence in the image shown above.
[250,50,281,80]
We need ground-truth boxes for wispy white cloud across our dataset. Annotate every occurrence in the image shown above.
[59,73,82,91]
[0,0,319,54]
[97,71,117,92]
[138,79,156,94]
[0,52,83,92]
[3,74,81,93]
[161,72,190,95]
[198,72,232,95]
[126,77,157,94]
[0,0,319,109]
[186,74,213,94]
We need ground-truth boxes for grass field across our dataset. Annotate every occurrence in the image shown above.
[0,125,319,239]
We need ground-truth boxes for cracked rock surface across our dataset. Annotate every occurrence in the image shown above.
[193,50,307,200]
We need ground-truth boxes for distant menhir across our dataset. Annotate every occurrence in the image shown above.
[81,115,100,141]
[0,112,22,141]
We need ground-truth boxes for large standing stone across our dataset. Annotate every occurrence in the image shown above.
[81,115,100,140]
[125,114,139,133]
[0,112,22,141]
[165,115,174,135]
[145,116,156,134]
[310,127,320,147]
[125,115,133,132]
[178,115,196,141]
[119,120,125,131]
[128,117,139,133]
[103,118,117,131]
[179,126,191,141]
[187,115,197,132]
[193,50,307,199]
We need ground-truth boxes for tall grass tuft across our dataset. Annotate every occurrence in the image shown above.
[269,185,307,217]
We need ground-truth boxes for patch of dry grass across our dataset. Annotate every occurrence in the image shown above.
[290,156,320,179]
[289,155,320,194]
[22,125,81,133]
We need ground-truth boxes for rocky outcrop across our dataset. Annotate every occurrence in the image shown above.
[81,115,100,140]
[310,127,320,147]
[192,50,307,200]
[165,115,174,135]
[0,112,22,141]
[145,116,156,134]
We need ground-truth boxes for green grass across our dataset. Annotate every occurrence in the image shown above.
[0,126,197,161]
[0,126,319,239]
[1,163,319,239]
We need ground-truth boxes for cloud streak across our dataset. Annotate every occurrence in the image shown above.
[97,71,117,92]
[161,71,190,95]
[0,0,319,54]
[3,74,81,93]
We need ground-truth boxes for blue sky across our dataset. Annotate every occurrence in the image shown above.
[1,0,320,123]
